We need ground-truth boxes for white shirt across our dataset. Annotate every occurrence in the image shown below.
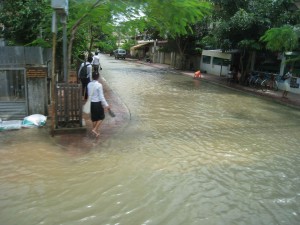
[87,80,109,107]
[92,55,100,66]
[78,62,92,81]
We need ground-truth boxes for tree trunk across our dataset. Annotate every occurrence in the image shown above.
[240,50,255,84]
[89,26,94,53]
[175,37,188,70]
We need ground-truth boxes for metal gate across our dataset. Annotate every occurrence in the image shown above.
[0,68,27,120]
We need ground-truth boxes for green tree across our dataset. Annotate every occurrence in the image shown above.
[1,0,212,70]
[260,25,300,70]
[206,0,300,78]
[67,0,109,68]
[0,0,134,69]
[66,0,141,70]
[119,0,212,68]
[0,0,52,46]
[93,32,118,53]
[260,25,299,52]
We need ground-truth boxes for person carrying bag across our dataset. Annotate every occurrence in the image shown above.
[86,71,110,137]
[78,56,93,100]
[82,87,94,114]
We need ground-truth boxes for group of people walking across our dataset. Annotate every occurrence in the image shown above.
[78,52,111,138]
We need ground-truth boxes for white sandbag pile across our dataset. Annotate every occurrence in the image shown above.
[22,114,47,128]
[0,119,22,131]
[0,114,47,131]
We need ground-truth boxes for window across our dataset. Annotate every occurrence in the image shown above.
[286,55,300,77]
[202,56,211,64]
[212,57,223,65]
[0,70,26,101]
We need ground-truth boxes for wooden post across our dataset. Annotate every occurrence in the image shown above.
[51,32,57,136]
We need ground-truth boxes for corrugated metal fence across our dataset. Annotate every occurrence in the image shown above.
[0,46,51,67]
[0,46,51,120]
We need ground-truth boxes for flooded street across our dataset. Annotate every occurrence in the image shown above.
[0,54,300,225]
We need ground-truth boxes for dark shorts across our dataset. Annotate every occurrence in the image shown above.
[91,101,105,122]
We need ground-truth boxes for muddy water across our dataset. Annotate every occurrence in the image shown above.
[0,55,299,225]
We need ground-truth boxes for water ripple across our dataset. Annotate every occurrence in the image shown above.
[1,57,300,225]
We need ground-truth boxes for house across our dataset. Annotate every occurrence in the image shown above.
[130,40,157,60]
[130,40,201,70]
[200,49,239,76]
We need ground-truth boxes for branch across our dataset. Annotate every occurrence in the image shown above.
[70,0,102,34]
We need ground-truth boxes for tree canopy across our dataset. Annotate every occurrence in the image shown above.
[140,0,212,38]
[207,0,300,51]
[0,0,52,46]
[1,0,300,73]
[260,25,299,52]
[197,0,300,78]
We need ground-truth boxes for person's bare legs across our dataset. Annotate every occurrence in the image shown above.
[92,120,102,137]
[282,90,288,98]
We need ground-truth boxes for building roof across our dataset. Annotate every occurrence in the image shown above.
[131,42,151,50]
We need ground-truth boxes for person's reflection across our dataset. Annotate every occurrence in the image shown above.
[193,79,201,89]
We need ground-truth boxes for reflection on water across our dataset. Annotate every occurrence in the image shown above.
[0,57,300,225]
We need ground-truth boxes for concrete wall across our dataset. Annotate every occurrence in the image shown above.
[278,77,300,94]
[27,77,48,115]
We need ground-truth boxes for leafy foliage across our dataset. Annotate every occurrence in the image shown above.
[3,0,300,73]
[0,0,52,45]
[229,9,255,31]
[142,0,212,38]
[208,0,300,51]
[200,0,300,78]
[238,39,261,51]
[260,25,299,52]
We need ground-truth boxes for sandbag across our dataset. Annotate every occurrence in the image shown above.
[0,120,22,131]
[22,114,47,128]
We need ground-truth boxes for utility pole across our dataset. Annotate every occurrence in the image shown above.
[51,0,69,135]
[51,0,69,82]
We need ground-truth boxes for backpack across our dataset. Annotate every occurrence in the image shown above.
[79,62,90,79]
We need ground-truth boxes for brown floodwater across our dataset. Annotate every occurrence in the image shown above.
[0,55,299,225]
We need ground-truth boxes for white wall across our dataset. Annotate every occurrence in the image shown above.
[200,50,232,76]
[278,77,300,94]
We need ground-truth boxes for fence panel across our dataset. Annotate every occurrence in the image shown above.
[55,83,82,128]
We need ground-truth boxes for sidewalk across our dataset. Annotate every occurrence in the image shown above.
[133,59,300,109]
